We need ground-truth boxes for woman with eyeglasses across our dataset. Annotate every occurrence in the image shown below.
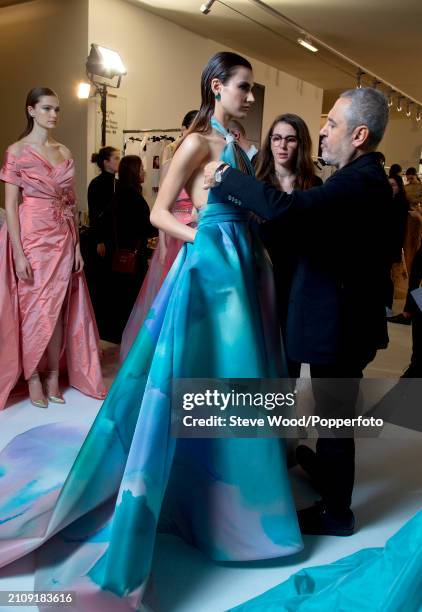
[255,114,322,376]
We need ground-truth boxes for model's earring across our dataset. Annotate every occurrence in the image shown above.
[215,93,221,101]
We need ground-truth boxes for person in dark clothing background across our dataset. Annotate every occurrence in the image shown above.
[105,155,157,344]
[86,146,120,338]
[255,113,322,377]
[205,87,394,537]
[384,174,410,315]
[388,162,402,180]
[401,245,422,377]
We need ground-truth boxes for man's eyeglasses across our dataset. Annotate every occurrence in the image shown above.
[270,135,298,146]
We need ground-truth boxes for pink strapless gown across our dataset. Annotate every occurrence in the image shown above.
[120,189,193,362]
[0,146,106,409]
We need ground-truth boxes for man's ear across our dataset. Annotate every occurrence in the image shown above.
[351,124,370,149]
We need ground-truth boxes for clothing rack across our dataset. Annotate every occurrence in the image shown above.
[123,128,180,154]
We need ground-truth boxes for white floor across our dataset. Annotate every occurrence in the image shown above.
[0,319,421,612]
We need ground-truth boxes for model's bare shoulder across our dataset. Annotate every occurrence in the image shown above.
[7,141,26,156]
[177,132,210,160]
[56,142,72,160]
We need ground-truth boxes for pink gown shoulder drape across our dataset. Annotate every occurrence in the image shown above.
[0,146,106,409]
[119,188,194,362]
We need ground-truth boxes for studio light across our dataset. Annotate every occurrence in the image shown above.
[86,44,126,82]
[200,0,216,14]
[85,43,127,146]
[297,36,318,53]
[77,82,91,99]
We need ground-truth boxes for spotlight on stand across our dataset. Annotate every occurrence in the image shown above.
[200,0,216,14]
[86,44,127,146]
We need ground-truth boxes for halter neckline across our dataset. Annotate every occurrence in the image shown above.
[210,117,236,144]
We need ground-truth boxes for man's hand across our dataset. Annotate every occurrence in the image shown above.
[203,162,228,189]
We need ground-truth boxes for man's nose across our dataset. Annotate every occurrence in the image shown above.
[320,122,328,136]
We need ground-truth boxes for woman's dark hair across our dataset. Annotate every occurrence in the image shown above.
[389,163,402,178]
[19,87,58,139]
[182,110,198,130]
[175,52,252,151]
[255,113,316,190]
[405,167,420,181]
[91,146,118,171]
[389,174,405,194]
[118,155,142,192]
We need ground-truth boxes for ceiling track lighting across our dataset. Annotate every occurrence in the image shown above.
[416,109,421,122]
[387,89,394,108]
[200,0,216,14]
[297,35,318,53]
[356,69,365,89]
[397,96,404,112]
[406,101,412,117]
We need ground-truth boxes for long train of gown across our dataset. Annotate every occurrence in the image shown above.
[120,188,194,362]
[0,123,302,609]
[0,146,105,408]
[230,508,422,611]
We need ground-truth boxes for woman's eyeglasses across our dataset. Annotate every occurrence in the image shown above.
[270,135,298,146]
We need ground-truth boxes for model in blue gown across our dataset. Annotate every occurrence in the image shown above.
[0,118,303,610]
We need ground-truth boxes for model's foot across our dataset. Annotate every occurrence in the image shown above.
[28,372,48,409]
[298,501,355,536]
[44,370,65,404]
[296,445,322,493]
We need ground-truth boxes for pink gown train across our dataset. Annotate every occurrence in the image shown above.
[0,145,106,409]
[119,188,194,361]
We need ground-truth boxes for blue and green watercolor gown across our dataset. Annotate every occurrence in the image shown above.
[1,119,421,611]
[0,119,303,610]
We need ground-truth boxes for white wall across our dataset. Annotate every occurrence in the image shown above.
[380,115,422,170]
[88,0,323,186]
[0,0,88,208]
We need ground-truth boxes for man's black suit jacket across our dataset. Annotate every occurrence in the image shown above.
[213,152,394,365]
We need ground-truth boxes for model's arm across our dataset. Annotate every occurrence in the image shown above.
[73,201,84,273]
[4,182,33,281]
[61,145,84,273]
[150,134,208,242]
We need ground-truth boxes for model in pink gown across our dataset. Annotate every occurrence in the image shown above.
[0,145,106,409]
[120,188,194,361]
